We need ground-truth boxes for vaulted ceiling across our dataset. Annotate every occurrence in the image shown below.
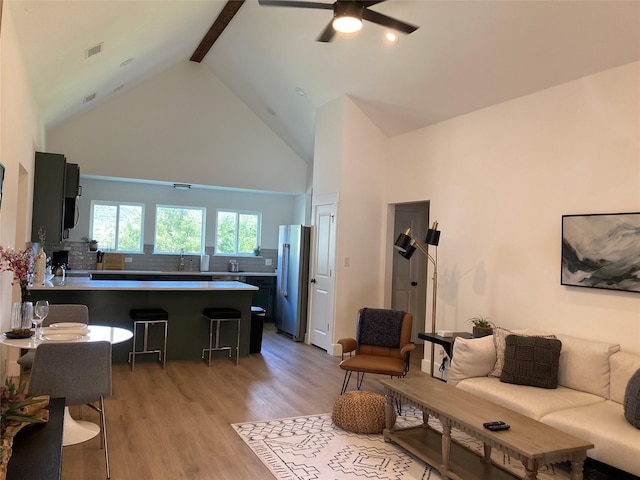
[8,0,640,164]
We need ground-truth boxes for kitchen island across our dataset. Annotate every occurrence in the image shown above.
[29,276,258,364]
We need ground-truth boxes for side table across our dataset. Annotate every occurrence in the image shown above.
[419,332,472,380]
[7,397,64,480]
[418,331,472,359]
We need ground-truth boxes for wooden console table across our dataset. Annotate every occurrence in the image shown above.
[7,397,64,480]
[381,377,593,480]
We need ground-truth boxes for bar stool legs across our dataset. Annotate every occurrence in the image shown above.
[201,308,241,366]
[128,309,169,371]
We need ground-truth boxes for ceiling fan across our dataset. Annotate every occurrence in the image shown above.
[258,0,419,42]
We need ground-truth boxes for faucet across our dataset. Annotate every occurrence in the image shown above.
[178,248,185,271]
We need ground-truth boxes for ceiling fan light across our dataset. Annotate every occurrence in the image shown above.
[333,15,362,33]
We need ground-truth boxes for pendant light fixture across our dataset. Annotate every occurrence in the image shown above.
[332,1,363,33]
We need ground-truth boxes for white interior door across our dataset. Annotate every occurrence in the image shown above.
[308,202,336,351]
[392,206,428,342]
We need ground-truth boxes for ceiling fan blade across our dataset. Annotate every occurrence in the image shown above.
[258,0,334,10]
[190,0,245,63]
[316,21,336,42]
[361,1,387,7]
[362,8,419,34]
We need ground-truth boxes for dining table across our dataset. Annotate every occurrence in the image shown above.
[0,324,133,446]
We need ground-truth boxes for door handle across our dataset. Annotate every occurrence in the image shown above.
[310,278,316,283]
[411,281,418,286]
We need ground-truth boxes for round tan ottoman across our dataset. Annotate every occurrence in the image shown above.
[331,391,396,434]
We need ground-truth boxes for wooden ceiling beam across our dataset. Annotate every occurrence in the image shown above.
[190,0,245,63]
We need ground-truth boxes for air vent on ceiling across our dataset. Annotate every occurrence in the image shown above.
[83,93,96,104]
[85,42,103,59]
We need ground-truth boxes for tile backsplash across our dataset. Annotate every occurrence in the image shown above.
[42,242,278,273]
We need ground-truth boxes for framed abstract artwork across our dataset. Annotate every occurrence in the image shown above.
[562,213,640,293]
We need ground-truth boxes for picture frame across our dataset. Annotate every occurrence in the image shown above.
[562,212,640,293]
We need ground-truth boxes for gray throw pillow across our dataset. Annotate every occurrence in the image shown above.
[500,334,562,389]
[624,368,640,429]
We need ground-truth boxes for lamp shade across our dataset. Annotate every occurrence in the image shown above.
[425,221,440,246]
[393,232,413,252]
[398,243,416,259]
[425,228,440,246]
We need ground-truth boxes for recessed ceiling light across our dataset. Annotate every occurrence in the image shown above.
[295,87,307,97]
[385,31,399,43]
[120,58,134,67]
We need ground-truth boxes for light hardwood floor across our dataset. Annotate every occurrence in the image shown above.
[58,324,427,480]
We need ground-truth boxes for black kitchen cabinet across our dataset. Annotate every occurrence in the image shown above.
[245,276,275,321]
[31,152,80,243]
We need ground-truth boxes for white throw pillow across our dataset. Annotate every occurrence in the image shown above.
[448,335,496,386]
[489,327,512,378]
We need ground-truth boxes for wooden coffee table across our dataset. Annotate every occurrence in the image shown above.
[381,376,593,480]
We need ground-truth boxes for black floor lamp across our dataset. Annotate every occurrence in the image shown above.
[394,221,441,377]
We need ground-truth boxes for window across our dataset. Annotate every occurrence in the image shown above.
[216,210,261,255]
[155,205,205,254]
[90,202,144,253]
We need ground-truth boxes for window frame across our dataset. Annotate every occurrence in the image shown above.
[215,209,262,256]
[89,200,145,253]
[153,204,206,255]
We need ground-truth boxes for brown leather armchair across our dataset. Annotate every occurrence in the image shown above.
[337,307,415,394]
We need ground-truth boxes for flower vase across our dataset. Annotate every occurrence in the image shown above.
[11,302,33,330]
[33,248,46,286]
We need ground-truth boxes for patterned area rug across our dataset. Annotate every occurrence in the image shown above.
[232,406,575,480]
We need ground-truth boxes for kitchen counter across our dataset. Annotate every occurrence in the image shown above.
[29,278,259,363]
[60,270,276,278]
[31,277,259,291]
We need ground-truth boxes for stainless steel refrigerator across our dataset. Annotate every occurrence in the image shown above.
[276,225,311,341]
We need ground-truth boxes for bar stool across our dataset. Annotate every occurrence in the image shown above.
[202,307,241,366]
[128,308,168,371]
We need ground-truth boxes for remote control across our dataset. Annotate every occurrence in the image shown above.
[483,421,505,428]
[483,421,510,431]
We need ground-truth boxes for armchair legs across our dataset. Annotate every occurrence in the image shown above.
[340,371,366,395]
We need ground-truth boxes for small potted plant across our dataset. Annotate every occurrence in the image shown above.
[82,237,99,251]
[467,316,495,338]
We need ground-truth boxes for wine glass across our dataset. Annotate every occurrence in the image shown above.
[34,300,49,338]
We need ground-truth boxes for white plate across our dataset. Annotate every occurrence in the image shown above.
[50,323,88,329]
[43,334,83,342]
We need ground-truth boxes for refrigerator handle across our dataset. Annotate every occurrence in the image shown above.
[280,243,290,297]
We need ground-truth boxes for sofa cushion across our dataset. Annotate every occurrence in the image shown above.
[500,335,562,389]
[624,368,640,428]
[447,335,496,386]
[489,327,556,378]
[541,400,640,476]
[610,351,640,404]
[456,376,604,420]
[555,334,620,398]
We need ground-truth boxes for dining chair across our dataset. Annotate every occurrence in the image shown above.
[337,307,415,394]
[17,304,90,382]
[29,341,112,479]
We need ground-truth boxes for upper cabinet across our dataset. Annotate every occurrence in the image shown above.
[31,152,81,244]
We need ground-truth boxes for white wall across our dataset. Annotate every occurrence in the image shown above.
[46,61,309,194]
[314,97,389,342]
[385,61,640,354]
[0,4,44,375]
[71,177,300,250]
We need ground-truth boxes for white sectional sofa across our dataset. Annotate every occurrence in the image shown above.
[447,330,640,476]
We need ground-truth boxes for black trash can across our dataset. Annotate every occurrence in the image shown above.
[250,306,266,353]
